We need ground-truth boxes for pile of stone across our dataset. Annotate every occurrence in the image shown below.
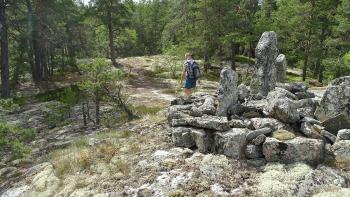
[167,31,350,167]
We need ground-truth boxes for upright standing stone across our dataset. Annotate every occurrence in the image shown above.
[216,68,238,117]
[276,54,287,83]
[250,31,278,96]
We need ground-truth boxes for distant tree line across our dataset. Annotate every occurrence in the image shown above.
[0,0,349,98]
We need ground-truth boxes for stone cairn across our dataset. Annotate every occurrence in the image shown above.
[167,31,350,167]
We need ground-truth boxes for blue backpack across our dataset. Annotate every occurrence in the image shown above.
[186,61,201,80]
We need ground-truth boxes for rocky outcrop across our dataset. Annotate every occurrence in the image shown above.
[262,137,324,165]
[216,68,239,117]
[171,115,230,132]
[315,76,350,123]
[250,31,278,96]
[275,54,287,83]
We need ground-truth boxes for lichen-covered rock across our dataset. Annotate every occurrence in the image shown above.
[320,130,336,143]
[250,31,278,96]
[333,140,350,169]
[191,129,214,153]
[268,98,300,123]
[321,114,350,135]
[250,118,293,131]
[295,91,315,100]
[229,119,246,128]
[171,127,195,148]
[272,130,296,141]
[246,127,272,141]
[262,137,324,165]
[192,95,216,116]
[214,128,248,159]
[315,76,350,122]
[237,84,250,101]
[295,165,348,196]
[275,54,287,83]
[300,122,325,140]
[167,105,192,123]
[245,145,263,159]
[216,68,239,117]
[171,115,230,132]
[252,134,266,145]
[337,129,350,141]
[266,88,300,123]
[295,98,317,118]
[276,82,308,93]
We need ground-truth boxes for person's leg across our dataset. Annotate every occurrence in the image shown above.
[184,88,192,97]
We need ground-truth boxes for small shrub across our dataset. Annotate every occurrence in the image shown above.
[0,122,34,159]
[112,159,129,174]
[0,99,20,112]
[95,143,118,162]
[43,102,70,128]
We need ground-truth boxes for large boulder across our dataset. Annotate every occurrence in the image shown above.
[333,140,350,169]
[213,128,248,159]
[191,129,214,153]
[262,137,324,165]
[192,95,216,116]
[171,115,231,132]
[275,54,287,83]
[295,98,317,118]
[167,105,192,123]
[321,114,350,135]
[216,68,239,117]
[250,31,278,96]
[315,76,350,122]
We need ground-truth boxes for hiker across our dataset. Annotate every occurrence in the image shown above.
[181,53,201,98]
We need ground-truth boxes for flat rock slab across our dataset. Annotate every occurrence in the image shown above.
[263,137,324,165]
[171,115,231,132]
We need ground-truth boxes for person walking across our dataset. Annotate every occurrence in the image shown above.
[180,53,201,98]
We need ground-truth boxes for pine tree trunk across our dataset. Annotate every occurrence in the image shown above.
[0,0,9,98]
[230,41,236,71]
[107,10,117,67]
[95,93,100,126]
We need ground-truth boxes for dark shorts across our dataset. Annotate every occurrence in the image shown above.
[185,78,197,89]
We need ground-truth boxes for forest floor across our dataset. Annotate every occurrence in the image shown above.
[0,56,341,197]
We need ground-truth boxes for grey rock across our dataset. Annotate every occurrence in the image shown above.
[229,119,246,128]
[302,117,321,125]
[167,105,192,123]
[266,88,297,110]
[300,122,325,140]
[245,145,263,159]
[171,115,231,132]
[320,130,336,143]
[250,31,278,96]
[275,54,287,83]
[262,137,325,165]
[172,127,195,148]
[252,134,266,146]
[250,118,293,131]
[268,98,300,123]
[193,96,216,116]
[214,128,248,159]
[246,127,272,141]
[237,84,250,101]
[295,98,317,118]
[191,129,213,153]
[333,140,350,169]
[217,68,239,117]
[337,129,350,141]
[276,82,308,93]
[315,76,350,122]
[321,114,350,135]
[243,99,268,112]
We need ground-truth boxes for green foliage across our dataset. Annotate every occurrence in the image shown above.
[344,52,350,67]
[0,98,20,112]
[0,122,35,159]
[43,102,70,128]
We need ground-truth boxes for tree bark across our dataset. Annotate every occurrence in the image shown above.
[107,9,117,67]
[230,41,236,71]
[0,0,9,98]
